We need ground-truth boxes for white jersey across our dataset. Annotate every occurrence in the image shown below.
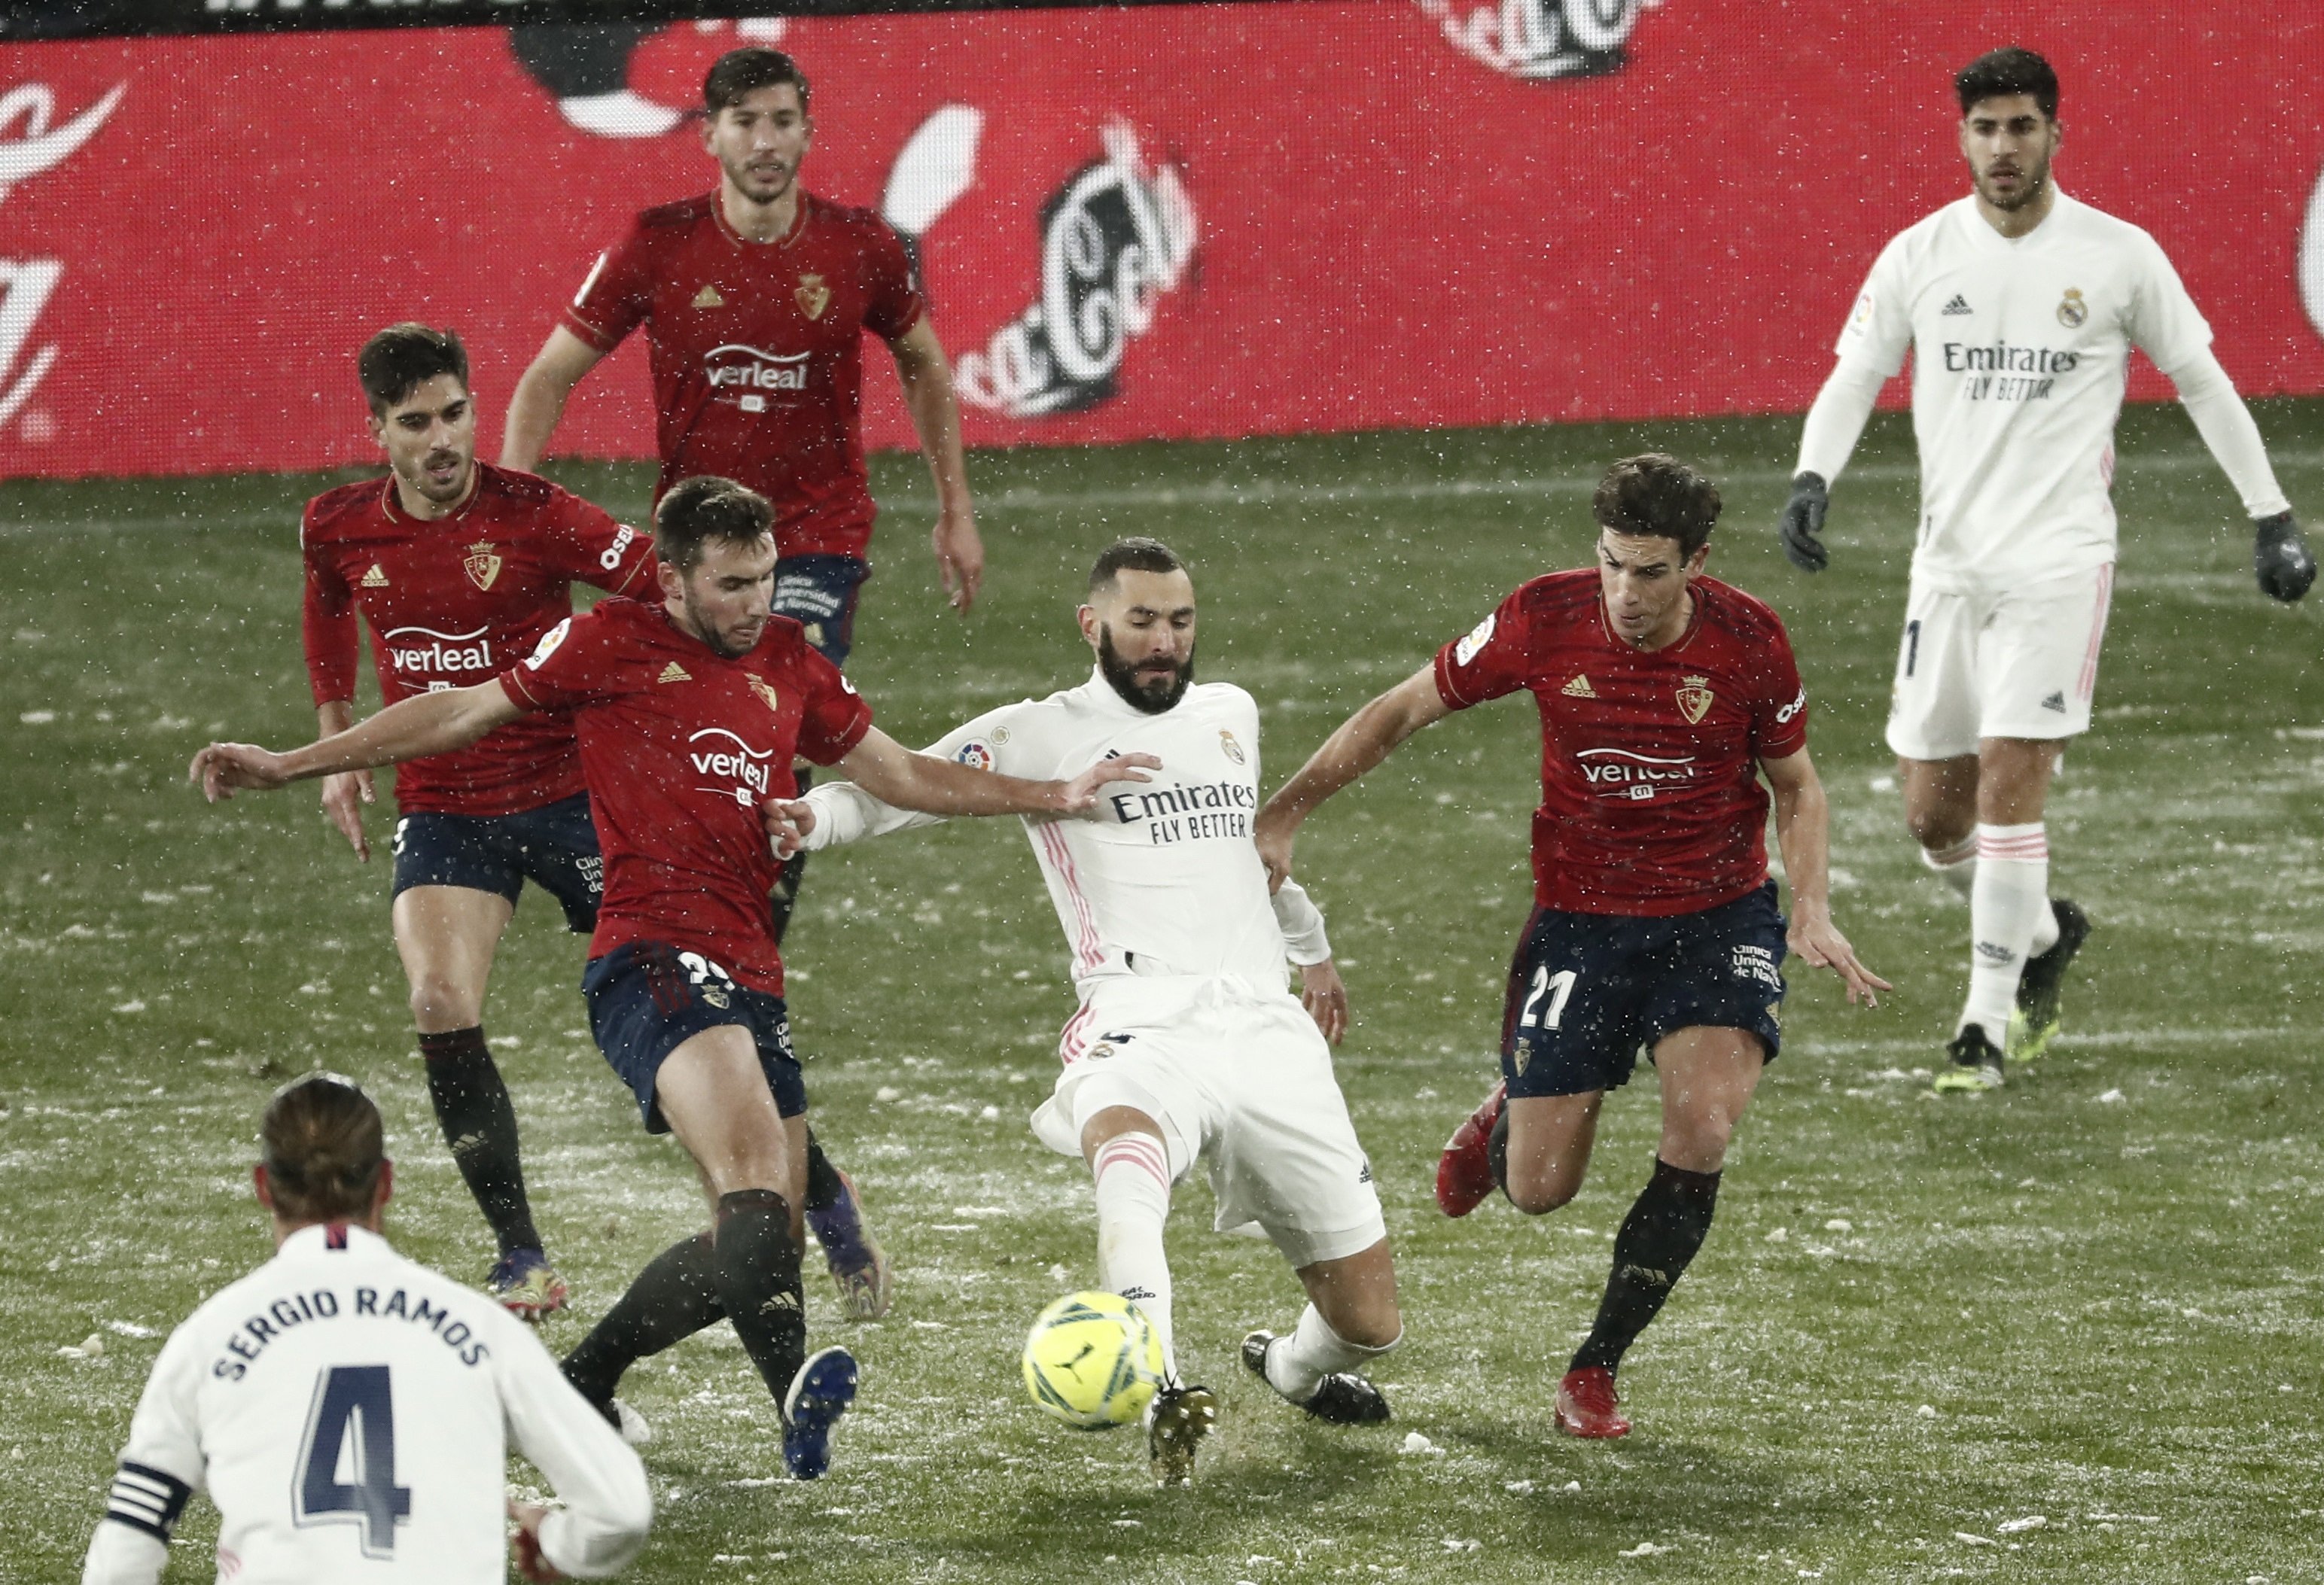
[1835,190,2214,589]
[804,670,1330,994]
[83,1224,650,1585]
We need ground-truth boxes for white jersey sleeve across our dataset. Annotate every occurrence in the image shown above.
[83,1327,207,1585]
[1271,878,1332,966]
[2125,229,2213,376]
[492,1313,652,1578]
[1832,234,1915,376]
[800,702,1027,850]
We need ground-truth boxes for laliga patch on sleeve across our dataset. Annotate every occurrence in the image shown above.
[525,616,572,669]
[955,741,994,771]
[1453,611,1497,667]
[1845,290,1874,334]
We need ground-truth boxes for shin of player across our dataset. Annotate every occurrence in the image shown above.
[1779,47,2310,1088]
[796,540,1403,1484]
[1259,457,1888,1439]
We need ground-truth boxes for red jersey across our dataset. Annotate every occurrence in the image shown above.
[1433,570,1810,917]
[302,464,655,817]
[498,598,873,993]
[563,191,924,562]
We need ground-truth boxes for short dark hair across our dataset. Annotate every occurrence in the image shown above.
[261,1072,385,1224]
[656,476,774,571]
[1089,537,1186,592]
[1591,453,1722,558]
[705,47,811,117]
[357,323,468,417]
[1956,47,2058,120]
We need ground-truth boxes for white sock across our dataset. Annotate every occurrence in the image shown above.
[1919,835,1978,901]
[1263,1303,1401,1404]
[1961,823,2049,1036]
[1091,1133,1177,1380]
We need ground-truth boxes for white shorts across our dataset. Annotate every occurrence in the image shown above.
[1031,975,1386,1270]
[1885,564,2114,762]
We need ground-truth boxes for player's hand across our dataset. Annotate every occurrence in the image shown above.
[1299,958,1350,1045]
[1777,472,1831,573]
[510,1501,563,1583]
[763,797,815,859]
[320,768,375,862]
[1253,808,1296,894]
[932,505,984,615]
[2253,510,2315,603]
[1055,752,1162,816]
[189,743,294,802]
[1786,910,1890,1006]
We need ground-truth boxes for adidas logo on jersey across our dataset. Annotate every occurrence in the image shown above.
[1941,294,1973,316]
[360,564,389,587]
[658,662,691,684]
[1561,675,1597,698]
[2039,690,2067,713]
[692,284,724,309]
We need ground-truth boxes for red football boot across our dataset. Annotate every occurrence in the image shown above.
[1554,1366,1631,1439]
[1435,1079,1507,1217]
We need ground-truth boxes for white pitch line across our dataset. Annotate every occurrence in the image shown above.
[1797,1026,2295,1058]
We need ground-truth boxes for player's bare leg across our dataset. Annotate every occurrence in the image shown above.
[1498,1091,1605,1215]
[391,885,565,1317]
[1561,1028,1763,1438]
[1244,1239,1402,1425]
[1080,1104,1214,1484]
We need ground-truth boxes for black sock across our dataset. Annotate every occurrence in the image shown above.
[419,1027,541,1259]
[713,1189,808,1410]
[769,767,812,945]
[1570,1158,1722,1375]
[561,1234,724,1408]
[803,1130,845,1215]
[1487,1107,1512,1194]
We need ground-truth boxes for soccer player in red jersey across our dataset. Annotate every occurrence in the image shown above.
[193,476,1152,1478]
[1256,455,1888,1439]
[303,324,656,1321]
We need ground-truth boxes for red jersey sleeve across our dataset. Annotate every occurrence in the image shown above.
[561,224,656,354]
[300,506,359,707]
[860,221,926,342]
[541,488,656,598]
[499,610,617,714]
[1433,586,1534,710]
[794,649,874,765]
[1747,620,1811,762]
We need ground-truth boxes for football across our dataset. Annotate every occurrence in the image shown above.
[1020,1291,1165,1430]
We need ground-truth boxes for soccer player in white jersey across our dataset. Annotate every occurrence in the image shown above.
[1777,47,2315,1091]
[83,1073,650,1585]
[785,538,1401,1486]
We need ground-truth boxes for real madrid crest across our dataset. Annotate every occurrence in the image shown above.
[2057,287,2088,329]
[1219,729,1245,766]
[796,273,830,321]
[748,674,781,714]
[463,541,502,592]
[1677,674,1715,726]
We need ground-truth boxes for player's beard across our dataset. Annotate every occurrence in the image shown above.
[683,589,766,659]
[1097,627,1194,714]
[403,447,471,507]
[1975,146,2051,213]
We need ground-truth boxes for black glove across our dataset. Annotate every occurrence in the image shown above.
[2255,511,2315,603]
[1778,472,1830,572]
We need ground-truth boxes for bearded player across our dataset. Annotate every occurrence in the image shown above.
[1258,455,1887,1440]
[792,540,1402,1486]
[194,477,1148,1480]
[1777,47,2313,1091]
[302,323,656,1320]
[503,47,979,1297]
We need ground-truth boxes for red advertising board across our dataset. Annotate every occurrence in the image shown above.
[3,2,2321,478]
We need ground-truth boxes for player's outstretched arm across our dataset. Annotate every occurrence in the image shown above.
[498,1319,652,1580]
[833,726,1156,821]
[501,327,608,475]
[2165,350,2312,602]
[313,701,378,861]
[189,680,525,803]
[1759,749,1890,1006]
[1255,665,1451,890]
[1783,360,1887,573]
[888,318,982,613]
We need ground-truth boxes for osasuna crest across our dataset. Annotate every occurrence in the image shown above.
[1677,674,1714,725]
[1219,729,1245,766]
[463,541,501,592]
[796,273,830,321]
[1512,1036,1534,1075]
[2057,287,2088,329]
[748,675,781,715]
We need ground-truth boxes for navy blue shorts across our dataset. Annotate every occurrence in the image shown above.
[390,792,602,932]
[772,553,870,667]
[1498,881,1787,1099]
[582,941,807,1133]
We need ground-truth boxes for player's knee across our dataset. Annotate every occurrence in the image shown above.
[1903,802,1971,852]
[406,975,482,1031]
[1506,1170,1581,1216]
